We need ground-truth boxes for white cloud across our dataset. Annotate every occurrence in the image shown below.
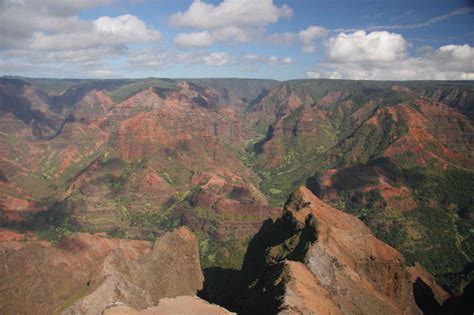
[174,25,255,47]
[203,52,232,66]
[307,30,474,80]
[436,44,473,61]
[1,46,121,78]
[125,50,295,70]
[212,25,253,42]
[174,31,214,47]
[281,57,295,64]
[267,56,294,65]
[94,15,161,42]
[170,0,292,29]
[128,49,170,68]
[240,54,294,65]
[267,56,279,64]
[0,1,162,77]
[30,15,161,50]
[171,0,292,47]
[299,25,328,53]
[0,0,114,49]
[327,30,408,62]
[126,49,218,70]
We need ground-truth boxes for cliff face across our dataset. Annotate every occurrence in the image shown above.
[218,186,422,314]
[0,227,203,314]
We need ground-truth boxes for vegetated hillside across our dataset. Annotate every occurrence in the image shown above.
[0,76,472,293]
[242,79,474,293]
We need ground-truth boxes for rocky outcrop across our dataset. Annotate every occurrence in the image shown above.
[103,296,234,315]
[0,227,203,315]
[208,186,423,314]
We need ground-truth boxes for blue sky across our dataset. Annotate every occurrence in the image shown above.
[1,0,473,80]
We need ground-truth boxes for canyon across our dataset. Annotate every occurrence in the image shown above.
[0,76,473,313]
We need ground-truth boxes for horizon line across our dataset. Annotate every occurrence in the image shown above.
[2,75,473,83]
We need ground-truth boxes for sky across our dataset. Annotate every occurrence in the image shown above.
[0,0,473,80]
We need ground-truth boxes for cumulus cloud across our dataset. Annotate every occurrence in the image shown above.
[174,25,255,47]
[0,0,161,77]
[171,0,292,47]
[174,31,215,48]
[299,26,328,53]
[170,0,292,29]
[0,0,114,49]
[94,15,161,41]
[30,15,161,50]
[327,31,408,61]
[436,44,473,61]
[306,30,474,80]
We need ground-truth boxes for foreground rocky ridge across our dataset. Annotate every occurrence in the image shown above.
[0,226,206,314]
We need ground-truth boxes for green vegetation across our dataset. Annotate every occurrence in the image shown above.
[319,161,474,293]
[196,231,249,270]
[40,159,57,181]
[400,168,474,293]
